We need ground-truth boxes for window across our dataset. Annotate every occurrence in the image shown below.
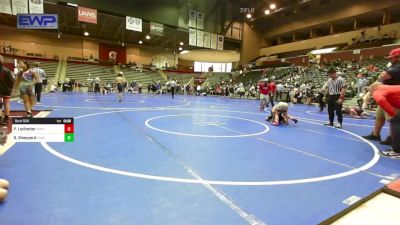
[194,62,233,72]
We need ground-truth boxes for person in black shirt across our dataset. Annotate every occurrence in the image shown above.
[323,68,346,128]
[316,89,326,112]
[0,55,14,125]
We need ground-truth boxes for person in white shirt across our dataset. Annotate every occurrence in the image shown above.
[94,77,101,94]
[196,85,201,95]
[276,82,284,101]
[115,72,126,102]
[247,84,256,98]
[32,62,46,104]
[238,82,245,98]
[49,82,58,93]
[266,102,298,126]
[166,78,177,98]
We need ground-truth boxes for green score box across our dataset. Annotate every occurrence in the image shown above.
[64,133,74,142]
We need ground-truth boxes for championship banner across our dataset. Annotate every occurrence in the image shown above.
[189,28,197,46]
[210,33,217,50]
[99,43,126,64]
[217,35,224,50]
[126,16,142,32]
[78,6,97,24]
[188,9,196,28]
[196,11,204,30]
[150,22,163,36]
[0,0,12,15]
[29,0,43,14]
[12,0,28,15]
[203,32,211,48]
[196,30,204,47]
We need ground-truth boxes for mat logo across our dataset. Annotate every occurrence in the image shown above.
[17,14,58,29]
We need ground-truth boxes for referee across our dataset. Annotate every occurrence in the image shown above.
[324,68,346,128]
[32,62,46,104]
[167,78,177,98]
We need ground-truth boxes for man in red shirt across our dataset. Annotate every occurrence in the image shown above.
[363,48,400,145]
[258,79,270,111]
[268,80,276,107]
[370,82,400,158]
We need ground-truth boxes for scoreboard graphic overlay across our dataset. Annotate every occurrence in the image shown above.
[12,118,74,142]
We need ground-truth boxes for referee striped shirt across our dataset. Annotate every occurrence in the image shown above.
[326,76,346,95]
[32,67,46,83]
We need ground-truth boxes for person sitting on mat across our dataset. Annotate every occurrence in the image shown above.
[342,106,371,119]
[266,102,298,126]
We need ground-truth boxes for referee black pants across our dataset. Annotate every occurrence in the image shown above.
[269,93,275,107]
[327,94,343,125]
[35,83,43,102]
[171,86,175,98]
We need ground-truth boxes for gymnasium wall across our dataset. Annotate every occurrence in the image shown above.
[263,0,400,38]
[57,0,180,28]
[240,22,266,64]
[82,40,99,60]
[259,22,400,57]
[126,47,175,67]
[320,44,400,62]
[0,26,95,59]
[177,59,194,66]
[57,0,223,34]
[0,26,174,66]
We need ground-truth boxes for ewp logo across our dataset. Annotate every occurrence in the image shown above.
[17,14,58,29]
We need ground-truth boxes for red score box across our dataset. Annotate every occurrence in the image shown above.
[64,124,74,133]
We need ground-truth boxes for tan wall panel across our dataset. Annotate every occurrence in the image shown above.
[241,22,263,64]
[265,0,400,38]
[260,22,400,56]
[178,59,194,66]
[0,26,174,65]
[126,47,175,66]
[82,40,99,59]
[0,26,91,59]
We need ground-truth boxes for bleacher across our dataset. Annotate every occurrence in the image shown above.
[204,73,231,87]
[65,63,113,82]
[121,69,164,86]
[234,70,263,86]
[275,48,315,59]
[360,57,387,70]
[296,67,326,89]
[164,72,200,85]
[344,38,395,50]
[67,56,98,63]
[229,67,294,88]
[37,61,59,80]
[321,43,348,50]
[26,52,44,58]
[2,55,59,81]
